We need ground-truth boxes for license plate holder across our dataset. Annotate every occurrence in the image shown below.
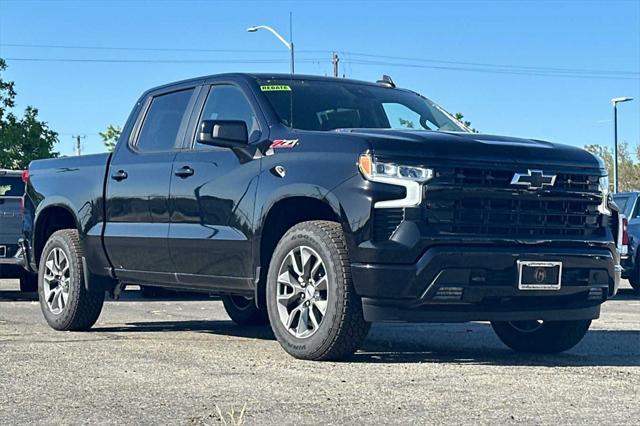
[517,261,562,290]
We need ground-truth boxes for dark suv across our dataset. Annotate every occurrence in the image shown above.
[0,169,37,291]
[21,74,621,360]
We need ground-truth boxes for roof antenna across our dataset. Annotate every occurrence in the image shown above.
[376,75,395,88]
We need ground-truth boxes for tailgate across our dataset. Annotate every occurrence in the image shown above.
[0,197,23,245]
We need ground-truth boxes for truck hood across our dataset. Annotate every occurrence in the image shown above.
[340,129,602,171]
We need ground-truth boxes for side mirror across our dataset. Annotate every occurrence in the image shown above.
[197,120,248,148]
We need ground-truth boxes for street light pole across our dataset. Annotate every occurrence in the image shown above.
[247,25,294,74]
[611,96,634,193]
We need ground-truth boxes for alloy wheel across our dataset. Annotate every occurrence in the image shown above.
[43,248,71,315]
[276,246,329,338]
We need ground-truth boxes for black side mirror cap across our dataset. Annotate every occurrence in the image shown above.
[197,120,248,148]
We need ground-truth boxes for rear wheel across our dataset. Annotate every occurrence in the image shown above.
[491,319,591,353]
[222,295,269,326]
[38,230,105,331]
[266,221,370,361]
[19,272,38,292]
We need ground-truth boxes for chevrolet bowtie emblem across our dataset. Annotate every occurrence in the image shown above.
[511,170,556,189]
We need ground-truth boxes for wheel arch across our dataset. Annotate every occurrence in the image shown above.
[255,194,346,308]
[33,202,80,268]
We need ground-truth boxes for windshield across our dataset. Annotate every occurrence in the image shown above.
[0,177,23,197]
[257,79,469,133]
[613,194,634,217]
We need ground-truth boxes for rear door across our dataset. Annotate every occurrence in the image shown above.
[104,87,198,284]
[0,172,24,260]
[168,83,265,291]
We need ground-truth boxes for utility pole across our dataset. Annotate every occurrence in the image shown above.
[72,135,86,156]
[332,52,340,77]
[611,97,634,193]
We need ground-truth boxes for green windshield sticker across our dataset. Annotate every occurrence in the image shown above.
[260,85,291,92]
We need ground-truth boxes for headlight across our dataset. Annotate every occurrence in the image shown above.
[358,153,433,208]
[598,175,611,215]
[358,153,433,183]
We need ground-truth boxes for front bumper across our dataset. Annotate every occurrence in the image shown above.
[351,245,619,323]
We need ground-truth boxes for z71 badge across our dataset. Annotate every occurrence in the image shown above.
[270,139,299,149]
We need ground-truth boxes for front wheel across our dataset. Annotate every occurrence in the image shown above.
[222,295,269,326]
[266,221,370,361]
[38,230,105,331]
[491,319,591,354]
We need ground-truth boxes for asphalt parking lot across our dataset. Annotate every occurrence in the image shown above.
[0,279,638,425]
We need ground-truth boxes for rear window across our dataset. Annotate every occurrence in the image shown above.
[613,194,633,216]
[0,177,24,197]
[135,89,194,152]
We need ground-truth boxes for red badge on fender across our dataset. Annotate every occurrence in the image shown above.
[270,139,299,149]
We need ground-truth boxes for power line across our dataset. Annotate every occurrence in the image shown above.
[339,51,640,77]
[0,42,330,54]
[342,59,640,80]
[3,57,325,64]
[2,42,637,76]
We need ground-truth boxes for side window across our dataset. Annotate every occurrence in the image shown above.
[633,198,640,219]
[197,85,260,147]
[135,89,194,152]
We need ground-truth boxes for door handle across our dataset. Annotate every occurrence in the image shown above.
[174,166,194,178]
[111,170,128,181]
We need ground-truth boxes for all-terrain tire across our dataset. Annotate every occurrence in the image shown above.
[19,272,38,292]
[222,295,269,326]
[491,319,591,353]
[266,221,370,361]
[38,229,105,331]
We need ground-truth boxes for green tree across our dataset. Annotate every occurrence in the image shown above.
[100,124,122,152]
[454,112,477,133]
[0,58,58,169]
[585,142,640,192]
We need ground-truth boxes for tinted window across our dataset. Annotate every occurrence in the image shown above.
[632,198,640,219]
[136,89,194,152]
[0,177,23,197]
[197,85,260,147]
[257,78,468,132]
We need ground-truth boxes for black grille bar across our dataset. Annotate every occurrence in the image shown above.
[426,166,604,239]
[435,168,600,192]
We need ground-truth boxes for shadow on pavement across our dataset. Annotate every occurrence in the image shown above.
[356,325,640,367]
[0,290,38,302]
[94,320,276,340]
[615,287,640,299]
[92,319,640,367]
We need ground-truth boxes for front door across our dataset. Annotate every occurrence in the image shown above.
[104,87,196,284]
[168,84,264,292]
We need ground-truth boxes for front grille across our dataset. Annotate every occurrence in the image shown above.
[426,166,604,239]
[436,168,600,192]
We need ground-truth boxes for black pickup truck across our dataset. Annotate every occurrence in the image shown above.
[22,73,621,360]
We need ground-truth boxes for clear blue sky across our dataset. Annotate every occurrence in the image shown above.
[0,0,638,156]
